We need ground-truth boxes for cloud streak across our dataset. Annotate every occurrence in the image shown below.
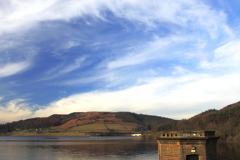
[0,99,32,123]
[199,40,240,70]
[0,0,232,36]
[107,36,185,69]
[0,62,30,78]
[61,57,86,73]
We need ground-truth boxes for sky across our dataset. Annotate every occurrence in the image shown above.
[1,0,240,123]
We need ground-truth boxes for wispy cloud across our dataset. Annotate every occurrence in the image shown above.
[199,39,240,70]
[0,62,30,78]
[62,41,80,49]
[39,56,87,81]
[0,0,103,35]
[107,36,187,69]
[0,0,232,36]
[61,57,86,73]
[0,0,234,72]
[0,39,20,51]
[62,74,105,85]
[0,99,32,123]
[172,66,192,75]
[107,36,173,69]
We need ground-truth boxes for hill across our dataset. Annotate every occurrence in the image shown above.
[156,101,240,142]
[0,112,177,136]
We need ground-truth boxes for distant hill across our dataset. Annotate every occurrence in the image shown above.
[156,101,240,142]
[0,112,177,135]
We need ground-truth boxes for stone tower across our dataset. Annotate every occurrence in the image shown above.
[157,131,219,160]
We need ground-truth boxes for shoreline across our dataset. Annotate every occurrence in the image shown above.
[0,132,135,137]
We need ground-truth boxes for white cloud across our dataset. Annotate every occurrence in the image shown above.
[61,57,86,73]
[0,39,20,51]
[0,62,30,78]
[0,99,32,123]
[61,72,120,86]
[172,66,192,75]
[106,0,233,38]
[108,36,183,69]
[199,40,240,70]
[105,0,233,69]
[33,73,240,119]
[38,56,86,81]
[0,0,104,35]
[0,0,233,73]
[63,74,105,85]
[63,41,80,49]
[0,0,232,38]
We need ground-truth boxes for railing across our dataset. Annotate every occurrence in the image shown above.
[159,131,215,138]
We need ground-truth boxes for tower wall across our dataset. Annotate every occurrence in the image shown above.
[157,131,219,160]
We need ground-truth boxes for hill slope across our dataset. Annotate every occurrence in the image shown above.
[156,101,240,142]
[0,112,177,135]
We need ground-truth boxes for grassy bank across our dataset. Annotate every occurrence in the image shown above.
[1,132,87,137]
[0,123,139,136]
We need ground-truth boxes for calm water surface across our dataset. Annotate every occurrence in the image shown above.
[0,136,239,160]
[0,136,157,160]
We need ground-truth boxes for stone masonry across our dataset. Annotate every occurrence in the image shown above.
[157,131,219,160]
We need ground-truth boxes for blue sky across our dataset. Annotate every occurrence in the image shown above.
[1,0,240,123]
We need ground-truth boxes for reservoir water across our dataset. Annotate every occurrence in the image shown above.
[0,136,239,160]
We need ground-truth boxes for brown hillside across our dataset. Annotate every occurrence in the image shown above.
[55,112,139,130]
[220,101,240,111]
[156,100,240,142]
[0,111,177,133]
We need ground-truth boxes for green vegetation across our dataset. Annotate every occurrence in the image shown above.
[11,127,65,134]
[115,112,177,129]
[105,123,134,133]
[1,123,139,136]
[67,123,136,133]
[68,123,109,133]
[50,113,81,125]
[201,109,218,115]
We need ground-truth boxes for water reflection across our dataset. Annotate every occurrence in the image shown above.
[217,143,240,160]
[0,137,158,160]
[49,140,157,159]
[0,136,240,160]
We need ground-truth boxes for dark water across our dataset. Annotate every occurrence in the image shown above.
[0,136,239,160]
[217,143,240,160]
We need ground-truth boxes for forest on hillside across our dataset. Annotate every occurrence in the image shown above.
[155,104,240,142]
[115,112,177,130]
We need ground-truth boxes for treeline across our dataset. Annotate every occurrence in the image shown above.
[0,113,80,133]
[49,112,81,124]
[0,117,61,133]
[155,104,240,142]
[115,112,178,130]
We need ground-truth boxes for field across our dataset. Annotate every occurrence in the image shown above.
[67,123,136,133]
[2,123,139,136]
[6,132,86,137]
[9,127,66,136]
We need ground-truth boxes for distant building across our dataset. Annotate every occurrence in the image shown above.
[131,134,141,137]
[157,131,219,160]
